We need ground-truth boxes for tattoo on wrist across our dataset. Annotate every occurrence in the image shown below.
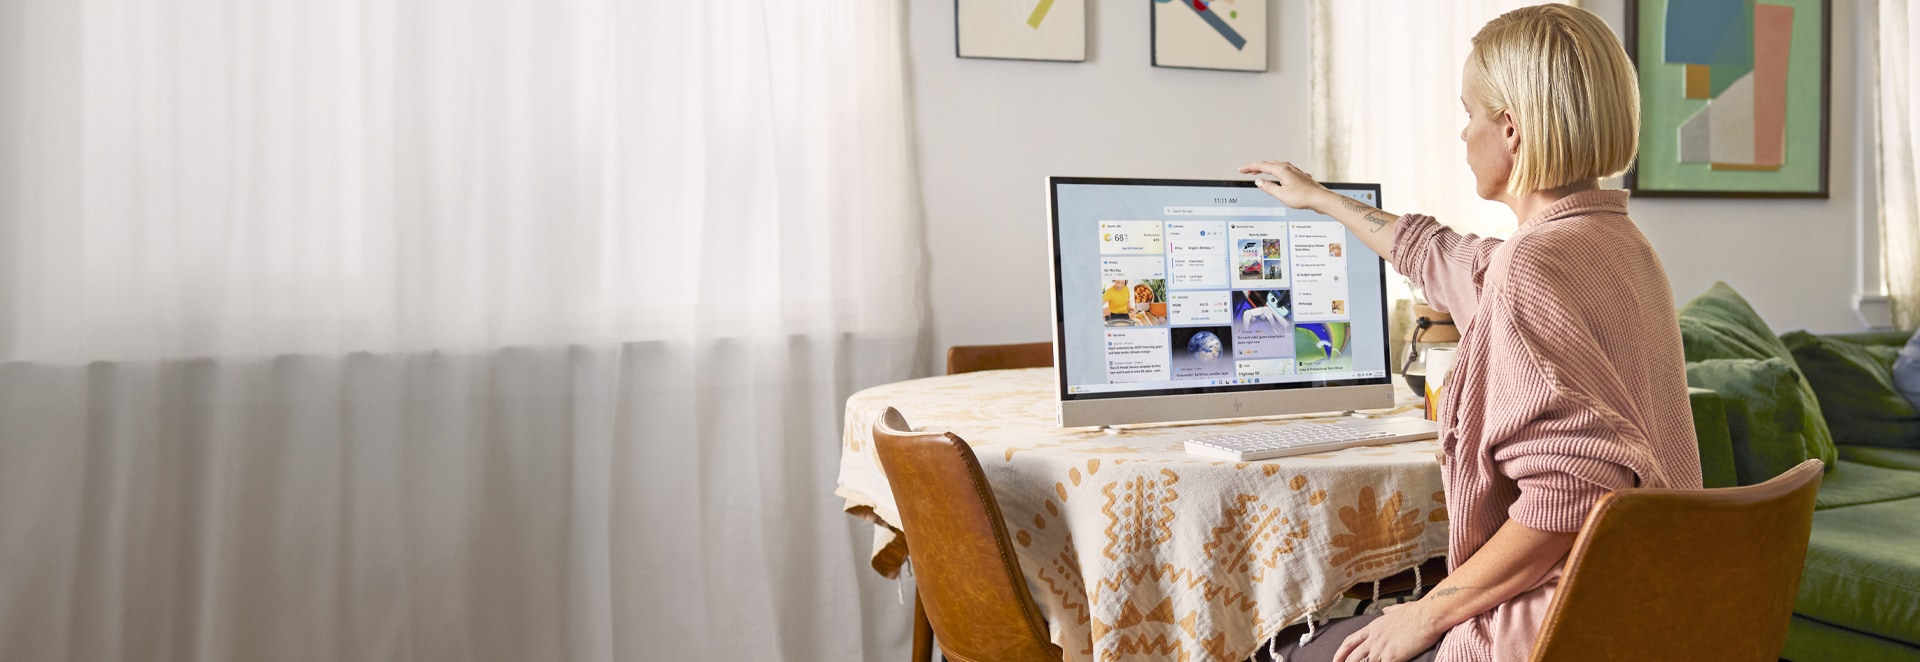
[1364,212,1391,233]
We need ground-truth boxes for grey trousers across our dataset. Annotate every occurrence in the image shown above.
[1251,613,1441,662]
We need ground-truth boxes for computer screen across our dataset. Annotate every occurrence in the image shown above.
[1047,177,1392,424]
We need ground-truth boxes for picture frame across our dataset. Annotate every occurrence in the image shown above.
[1151,0,1268,72]
[1624,0,1830,198]
[955,0,1087,63]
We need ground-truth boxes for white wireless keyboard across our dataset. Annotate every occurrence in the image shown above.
[1184,417,1440,461]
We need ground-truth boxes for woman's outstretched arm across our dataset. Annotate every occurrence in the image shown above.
[1239,159,1505,320]
[1237,160,1399,260]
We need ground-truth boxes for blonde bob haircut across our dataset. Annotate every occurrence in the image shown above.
[1467,4,1640,197]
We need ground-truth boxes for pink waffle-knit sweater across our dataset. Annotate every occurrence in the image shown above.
[1392,189,1703,662]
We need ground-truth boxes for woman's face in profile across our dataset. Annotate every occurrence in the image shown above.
[1460,60,1516,202]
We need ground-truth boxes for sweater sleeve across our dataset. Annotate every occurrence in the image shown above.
[1492,420,1637,533]
[1390,213,1504,323]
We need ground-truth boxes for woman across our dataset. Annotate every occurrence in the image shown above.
[1240,5,1703,662]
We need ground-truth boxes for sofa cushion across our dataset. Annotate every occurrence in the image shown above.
[1796,498,1920,645]
[1782,331,1920,449]
[1821,330,1920,348]
[1837,444,1920,472]
[1678,283,1797,363]
[1688,387,1739,488]
[1686,358,1811,485]
[1676,282,1836,468]
[1812,461,1920,510]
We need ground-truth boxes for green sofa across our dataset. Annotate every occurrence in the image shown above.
[1678,283,1920,661]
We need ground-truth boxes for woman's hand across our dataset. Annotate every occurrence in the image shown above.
[1240,159,1400,258]
[1238,161,1335,213]
[1331,602,1449,662]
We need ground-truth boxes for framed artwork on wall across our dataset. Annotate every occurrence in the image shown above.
[1152,0,1267,72]
[956,0,1087,62]
[1624,0,1830,198]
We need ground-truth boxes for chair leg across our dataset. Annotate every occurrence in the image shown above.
[912,591,934,662]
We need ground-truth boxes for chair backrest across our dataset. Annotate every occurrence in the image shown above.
[1528,459,1825,662]
[946,342,1053,375]
[871,407,1062,662]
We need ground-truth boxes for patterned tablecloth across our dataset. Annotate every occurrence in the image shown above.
[837,368,1449,662]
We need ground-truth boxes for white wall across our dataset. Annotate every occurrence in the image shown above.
[909,0,1882,374]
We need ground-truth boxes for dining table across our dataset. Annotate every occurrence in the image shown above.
[837,367,1450,662]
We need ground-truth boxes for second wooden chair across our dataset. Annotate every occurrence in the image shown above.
[873,407,1064,662]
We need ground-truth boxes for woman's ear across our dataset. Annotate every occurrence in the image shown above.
[1501,110,1521,155]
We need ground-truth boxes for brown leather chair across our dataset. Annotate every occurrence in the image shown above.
[873,407,1064,662]
[945,342,1052,376]
[891,342,1054,660]
[1527,459,1825,661]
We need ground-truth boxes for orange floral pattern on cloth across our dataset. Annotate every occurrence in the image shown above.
[1329,486,1427,579]
[836,368,1448,661]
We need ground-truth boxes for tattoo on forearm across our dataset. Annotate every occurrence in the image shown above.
[1335,194,1392,233]
[1432,586,1481,598]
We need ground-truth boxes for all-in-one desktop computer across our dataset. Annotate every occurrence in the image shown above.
[1045,177,1436,457]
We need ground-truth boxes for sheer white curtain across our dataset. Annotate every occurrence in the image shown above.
[0,1,923,660]
[1310,0,1577,299]
[1881,0,1920,329]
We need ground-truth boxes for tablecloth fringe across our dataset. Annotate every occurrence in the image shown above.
[1240,552,1448,662]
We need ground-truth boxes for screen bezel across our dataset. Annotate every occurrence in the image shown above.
[1046,176,1392,404]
